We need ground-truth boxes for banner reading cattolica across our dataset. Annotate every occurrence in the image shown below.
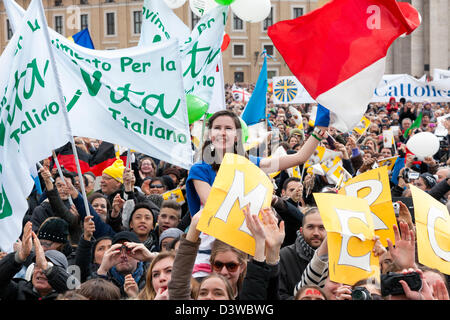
[0,0,70,252]
[314,193,380,285]
[410,185,450,275]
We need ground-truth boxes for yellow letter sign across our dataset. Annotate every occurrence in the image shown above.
[338,166,397,247]
[410,185,450,275]
[314,193,380,285]
[197,153,273,256]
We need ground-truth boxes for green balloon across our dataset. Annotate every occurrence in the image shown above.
[186,94,209,124]
[239,118,249,143]
[215,0,235,5]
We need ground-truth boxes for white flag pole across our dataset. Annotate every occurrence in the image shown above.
[38,1,90,216]
[52,150,74,206]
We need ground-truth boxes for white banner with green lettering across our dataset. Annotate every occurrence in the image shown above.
[0,0,70,252]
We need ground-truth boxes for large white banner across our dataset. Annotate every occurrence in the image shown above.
[272,74,450,104]
[51,38,193,169]
[0,0,70,251]
[373,74,450,102]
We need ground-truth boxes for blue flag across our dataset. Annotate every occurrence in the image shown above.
[69,28,94,49]
[241,53,267,126]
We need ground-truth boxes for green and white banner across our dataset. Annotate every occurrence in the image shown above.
[138,0,190,46]
[0,0,70,251]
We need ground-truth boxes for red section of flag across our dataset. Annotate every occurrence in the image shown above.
[267,0,420,98]
[221,33,230,52]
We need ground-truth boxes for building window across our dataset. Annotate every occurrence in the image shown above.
[293,7,304,19]
[54,0,62,6]
[106,12,116,35]
[133,11,142,34]
[80,0,88,4]
[234,72,244,83]
[233,14,243,31]
[233,44,245,57]
[263,7,273,31]
[6,19,13,40]
[105,0,114,3]
[263,44,274,56]
[80,14,89,30]
[191,12,200,30]
[268,70,278,79]
[54,16,63,34]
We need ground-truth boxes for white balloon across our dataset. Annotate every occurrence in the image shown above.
[164,0,187,9]
[230,0,271,23]
[406,132,440,158]
[190,0,219,17]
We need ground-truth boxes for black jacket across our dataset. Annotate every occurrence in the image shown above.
[0,252,70,300]
[272,197,303,248]
[279,234,313,300]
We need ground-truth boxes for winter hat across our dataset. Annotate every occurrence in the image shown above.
[43,250,69,269]
[112,231,140,245]
[38,218,69,244]
[159,228,184,247]
[102,159,125,183]
[420,173,437,189]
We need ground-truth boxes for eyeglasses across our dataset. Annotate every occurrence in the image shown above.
[150,184,164,189]
[212,261,240,272]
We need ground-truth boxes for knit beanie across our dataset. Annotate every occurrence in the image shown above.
[38,218,69,244]
[102,159,125,183]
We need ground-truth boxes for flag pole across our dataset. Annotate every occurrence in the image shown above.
[38,1,90,216]
[52,150,74,206]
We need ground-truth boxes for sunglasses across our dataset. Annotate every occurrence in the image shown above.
[212,261,240,272]
[150,184,164,189]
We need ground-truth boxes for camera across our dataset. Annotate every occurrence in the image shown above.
[381,272,422,296]
[393,202,400,217]
[351,286,373,300]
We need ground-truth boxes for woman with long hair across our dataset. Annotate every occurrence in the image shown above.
[185,110,326,278]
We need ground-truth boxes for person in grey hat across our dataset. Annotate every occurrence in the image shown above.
[0,221,72,300]
[159,228,184,252]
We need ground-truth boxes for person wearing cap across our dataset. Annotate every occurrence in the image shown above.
[31,166,81,245]
[98,160,160,227]
[159,228,184,252]
[36,217,76,266]
[0,222,71,300]
[93,231,155,298]
[412,173,437,192]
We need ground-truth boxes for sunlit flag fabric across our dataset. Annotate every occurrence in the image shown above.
[268,0,421,132]
[68,28,94,49]
[241,53,267,126]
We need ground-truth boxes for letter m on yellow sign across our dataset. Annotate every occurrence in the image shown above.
[197,154,273,256]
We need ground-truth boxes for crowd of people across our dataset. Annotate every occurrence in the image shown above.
[0,82,449,301]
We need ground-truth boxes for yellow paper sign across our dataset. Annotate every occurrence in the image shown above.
[305,146,326,168]
[338,166,397,247]
[410,185,450,275]
[353,116,371,136]
[197,153,273,256]
[162,188,185,205]
[313,193,379,285]
[377,156,398,173]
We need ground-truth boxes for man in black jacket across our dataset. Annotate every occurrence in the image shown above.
[279,207,326,300]
[0,222,71,300]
